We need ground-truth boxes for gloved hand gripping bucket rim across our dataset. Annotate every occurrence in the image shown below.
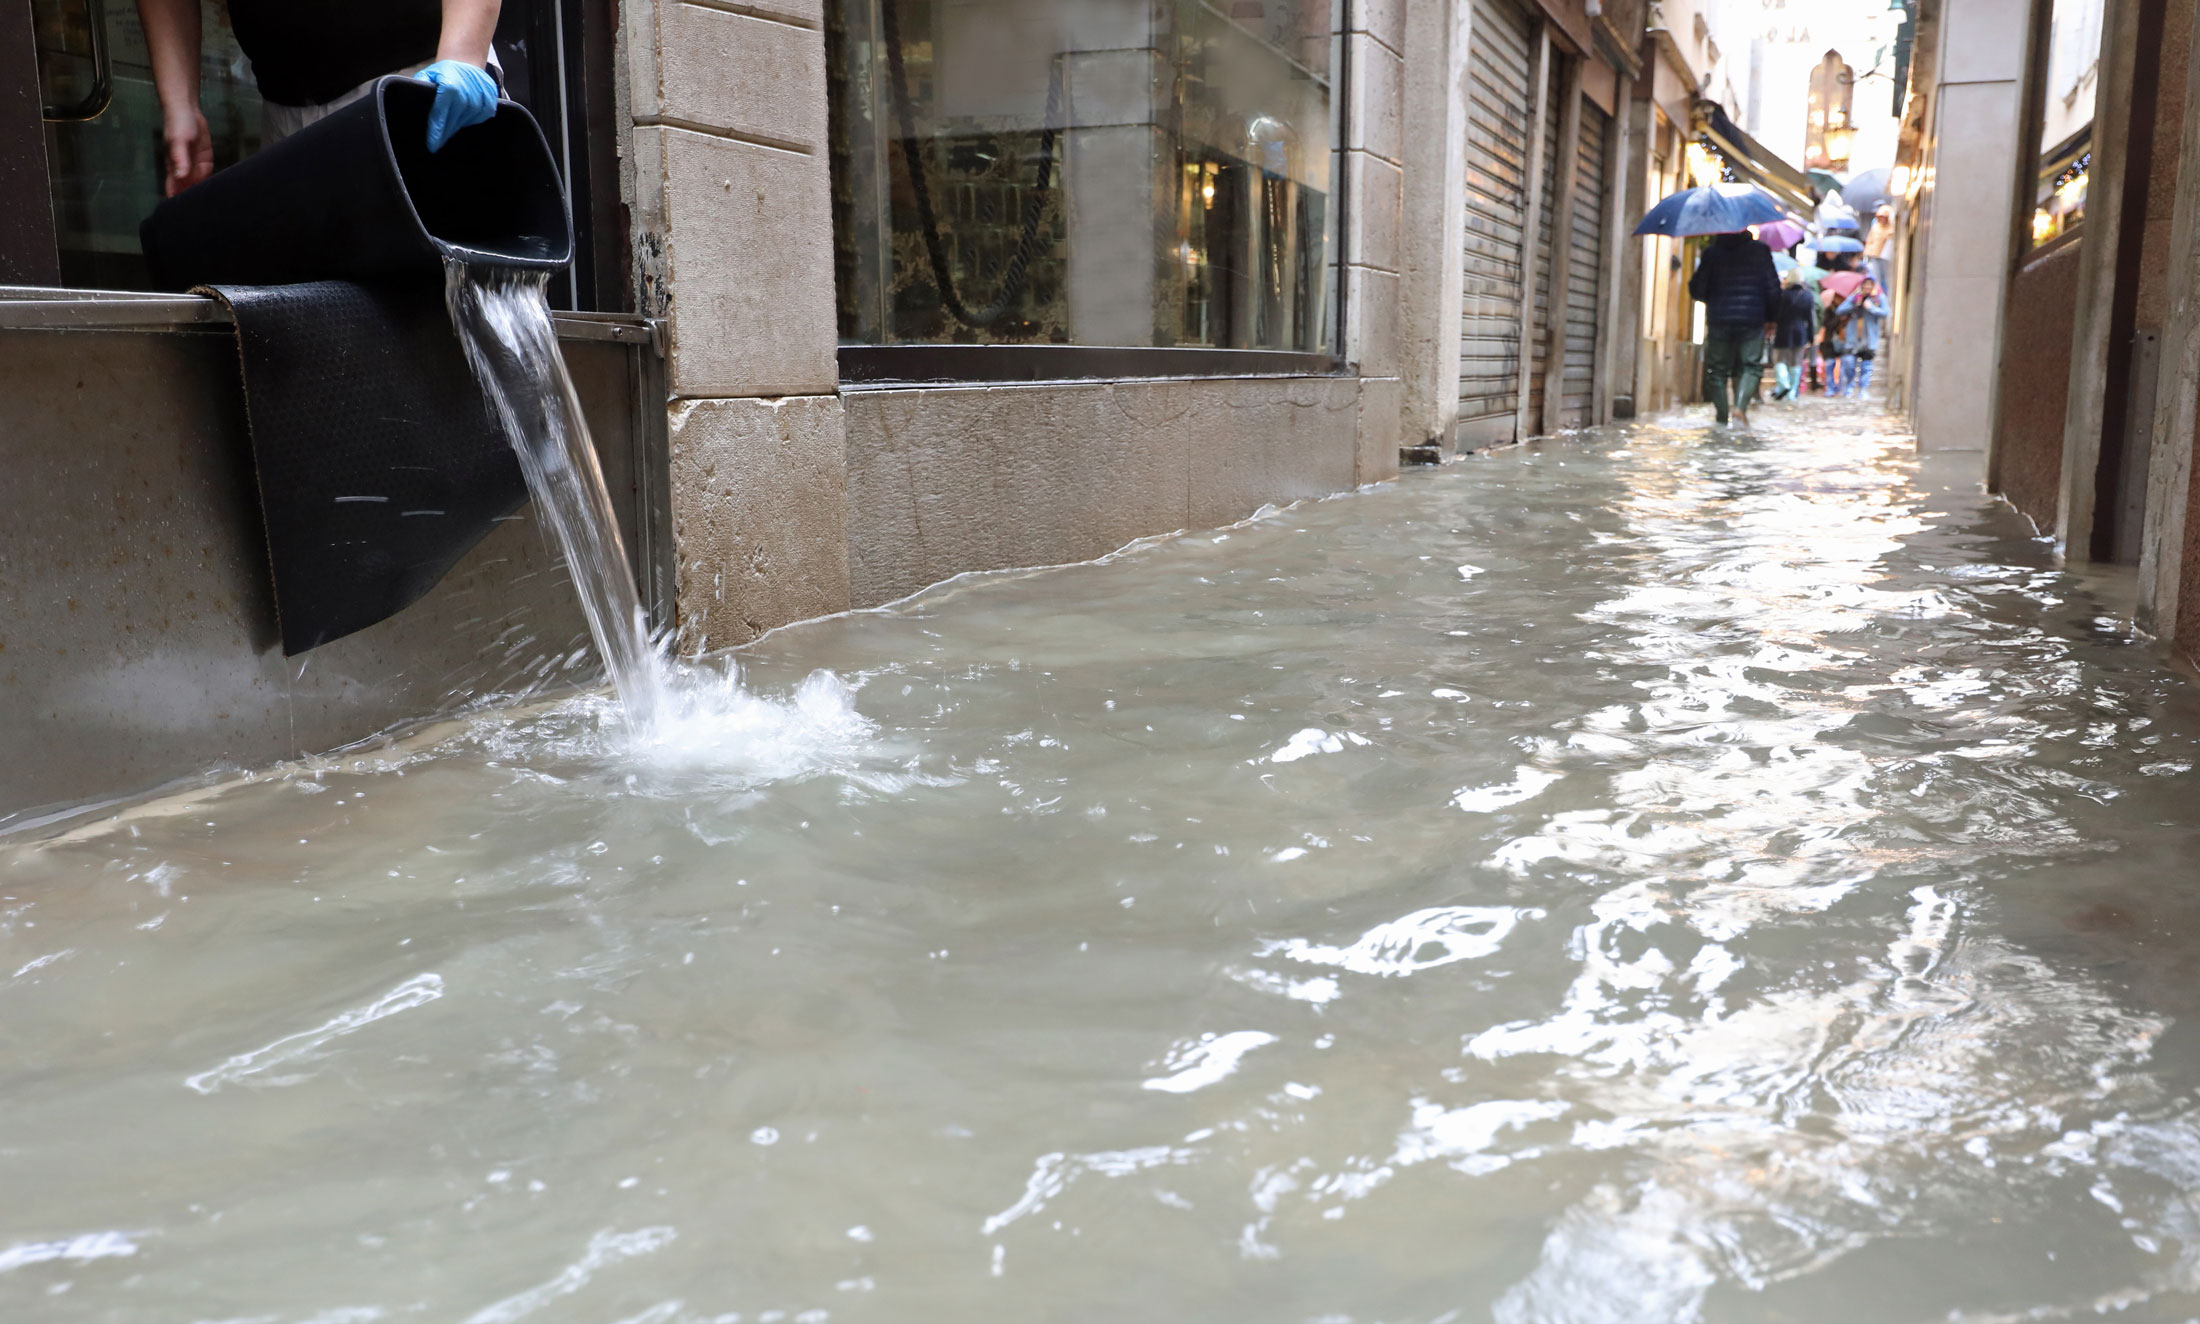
[140,74,573,287]
[134,77,575,657]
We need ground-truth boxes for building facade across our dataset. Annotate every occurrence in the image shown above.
[0,0,1756,818]
[1891,0,2200,676]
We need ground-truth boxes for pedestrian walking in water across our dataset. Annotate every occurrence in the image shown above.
[1770,269,1817,401]
[1688,230,1782,427]
[1818,288,1848,396]
[1835,279,1889,397]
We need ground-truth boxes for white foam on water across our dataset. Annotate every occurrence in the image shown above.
[1263,906,1543,977]
[1141,1031,1280,1094]
[0,1231,140,1274]
[184,973,445,1094]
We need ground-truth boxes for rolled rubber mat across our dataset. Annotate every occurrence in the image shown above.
[203,280,525,656]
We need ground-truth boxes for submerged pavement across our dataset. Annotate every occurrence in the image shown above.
[7,402,2200,1321]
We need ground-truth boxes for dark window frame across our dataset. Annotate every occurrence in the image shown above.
[838,343,1346,386]
[824,0,1355,381]
[497,0,628,312]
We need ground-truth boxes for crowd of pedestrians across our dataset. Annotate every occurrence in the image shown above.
[1688,199,1893,427]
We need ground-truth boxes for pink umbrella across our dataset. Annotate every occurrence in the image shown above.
[1821,270,1870,299]
[1754,219,1807,250]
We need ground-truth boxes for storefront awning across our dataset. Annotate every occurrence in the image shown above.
[1693,102,1816,216]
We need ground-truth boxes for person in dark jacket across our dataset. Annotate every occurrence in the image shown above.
[1769,270,1817,401]
[1688,231,1783,426]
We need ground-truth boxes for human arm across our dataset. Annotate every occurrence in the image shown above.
[437,0,501,66]
[421,0,505,151]
[135,0,211,196]
[1687,252,1711,303]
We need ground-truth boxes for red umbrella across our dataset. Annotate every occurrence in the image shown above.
[1754,219,1807,251]
[1821,270,1870,299]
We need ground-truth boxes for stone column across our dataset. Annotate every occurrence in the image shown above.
[1345,0,1406,483]
[2053,0,2149,559]
[623,0,852,653]
[1908,0,2031,462]
[1396,0,1471,459]
[2136,13,2200,648]
[1606,73,1650,420]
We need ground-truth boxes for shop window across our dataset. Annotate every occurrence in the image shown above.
[2030,0,2101,246]
[36,0,264,290]
[825,0,1341,356]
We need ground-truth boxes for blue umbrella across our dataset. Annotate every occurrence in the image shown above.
[1821,215,1861,232]
[1816,234,1865,254]
[1632,182,1788,237]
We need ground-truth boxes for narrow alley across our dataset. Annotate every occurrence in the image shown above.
[8,405,2200,1321]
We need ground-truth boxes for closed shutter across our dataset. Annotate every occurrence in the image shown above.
[1525,57,1563,431]
[1457,0,1537,446]
[1561,102,1609,428]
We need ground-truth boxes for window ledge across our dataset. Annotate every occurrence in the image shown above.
[838,343,1347,387]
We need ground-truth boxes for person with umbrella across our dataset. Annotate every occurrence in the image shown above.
[1831,276,1888,397]
[1864,204,1895,288]
[1818,284,1849,395]
[1770,268,1819,402]
[1688,232,1782,425]
[1636,183,1787,427]
[1816,231,1865,274]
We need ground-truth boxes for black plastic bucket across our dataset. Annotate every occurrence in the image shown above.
[141,75,572,288]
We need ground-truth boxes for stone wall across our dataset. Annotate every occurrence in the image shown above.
[1991,239,2082,534]
[626,0,1406,648]
[843,376,1366,607]
[621,0,853,652]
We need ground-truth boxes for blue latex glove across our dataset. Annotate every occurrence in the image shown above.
[421,59,499,153]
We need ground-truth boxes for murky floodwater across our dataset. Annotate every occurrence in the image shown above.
[10,403,2200,1322]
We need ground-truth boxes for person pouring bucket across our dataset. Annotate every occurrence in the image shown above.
[135,0,506,197]
[1633,181,1788,428]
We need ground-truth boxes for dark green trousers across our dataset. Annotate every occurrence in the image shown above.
[1703,328,1767,424]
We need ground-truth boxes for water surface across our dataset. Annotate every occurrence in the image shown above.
[8,406,2200,1322]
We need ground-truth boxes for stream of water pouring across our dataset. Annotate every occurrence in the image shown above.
[445,263,665,731]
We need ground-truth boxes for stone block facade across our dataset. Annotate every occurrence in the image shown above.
[623,0,1431,651]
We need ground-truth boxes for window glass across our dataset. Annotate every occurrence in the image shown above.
[37,0,265,288]
[2032,0,2101,245]
[827,0,1340,353]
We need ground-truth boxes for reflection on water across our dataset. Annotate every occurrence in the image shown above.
[8,405,2200,1321]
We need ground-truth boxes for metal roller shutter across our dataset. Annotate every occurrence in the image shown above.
[1561,102,1609,428]
[1457,0,1536,445]
[1525,56,1563,430]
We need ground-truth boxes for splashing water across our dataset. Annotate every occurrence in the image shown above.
[445,263,666,730]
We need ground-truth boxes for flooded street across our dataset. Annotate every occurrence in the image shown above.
[11,402,2200,1322]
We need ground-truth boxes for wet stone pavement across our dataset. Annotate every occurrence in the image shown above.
[7,401,2200,1322]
